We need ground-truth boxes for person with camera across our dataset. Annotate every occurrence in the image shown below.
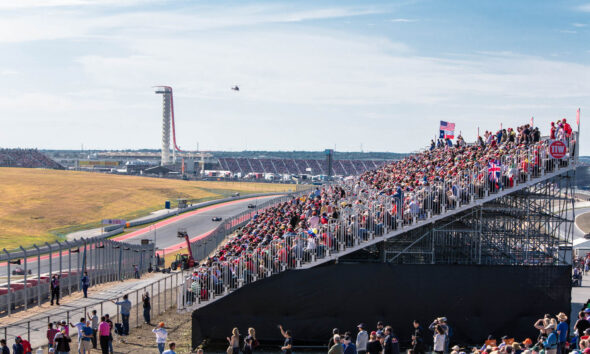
[142,292,152,325]
[278,325,293,354]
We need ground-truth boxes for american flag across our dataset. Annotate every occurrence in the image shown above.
[488,160,502,182]
[439,121,455,139]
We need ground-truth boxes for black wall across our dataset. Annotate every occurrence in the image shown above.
[192,263,571,348]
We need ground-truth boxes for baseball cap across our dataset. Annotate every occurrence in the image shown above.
[357,323,365,329]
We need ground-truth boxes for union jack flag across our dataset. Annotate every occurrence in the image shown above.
[488,160,502,182]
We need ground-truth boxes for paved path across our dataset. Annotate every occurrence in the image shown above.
[576,212,590,234]
[2,271,184,350]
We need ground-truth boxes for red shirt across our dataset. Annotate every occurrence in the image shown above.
[47,328,59,344]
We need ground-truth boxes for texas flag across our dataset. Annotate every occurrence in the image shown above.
[439,121,455,139]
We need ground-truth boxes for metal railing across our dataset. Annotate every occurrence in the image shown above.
[1,238,154,317]
[177,134,579,311]
[0,271,183,349]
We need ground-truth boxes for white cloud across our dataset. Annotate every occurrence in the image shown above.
[573,23,588,27]
[0,69,18,76]
[559,30,577,34]
[390,18,416,22]
[578,3,590,12]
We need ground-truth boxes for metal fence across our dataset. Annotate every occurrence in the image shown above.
[0,271,183,349]
[177,134,580,311]
[1,237,154,317]
[189,191,313,262]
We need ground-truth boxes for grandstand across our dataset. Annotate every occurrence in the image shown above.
[0,149,64,169]
[215,157,387,175]
[184,123,579,346]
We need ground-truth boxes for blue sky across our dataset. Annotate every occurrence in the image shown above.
[0,0,589,154]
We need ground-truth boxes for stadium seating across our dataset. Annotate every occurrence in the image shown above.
[0,149,63,169]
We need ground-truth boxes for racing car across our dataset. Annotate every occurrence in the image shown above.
[11,266,32,275]
[211,216,222,222]
[247,204,256,209]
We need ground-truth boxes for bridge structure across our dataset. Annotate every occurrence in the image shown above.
[179,133,579,346]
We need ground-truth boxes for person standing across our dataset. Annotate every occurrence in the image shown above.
[328,335,343,354]
[12,337,23,354]
[111,295,131,335]
[162,343,176,354]
[70,317,86,349]
[98,316,111,354]
[81,272,90,298]
[142,292,152,325]
[343,335,357,354]
[54,330,72,354]
[279,325,293,354]
[412,320,425,354]
[47,323,60,350]
[542,323,558,354]
[87,310,99,349]
[104,314,114,354]
[153,322,168,354]
[356,324,368,354]
[79,321,93,354]
[50,275,60,306]
[226,328,240,354]
[383,326,399,354]
[433,325,446,354]
[366,332,382,354]
[0,339,9,354]
[556,313,569,354]
[243,327,257,354]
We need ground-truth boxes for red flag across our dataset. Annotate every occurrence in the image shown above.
[530,116,534,127]
[577,108,581,127]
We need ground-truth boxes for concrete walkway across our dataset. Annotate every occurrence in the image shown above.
[2,271,184,350]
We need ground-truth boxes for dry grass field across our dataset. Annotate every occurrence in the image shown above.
[0,168,296,250]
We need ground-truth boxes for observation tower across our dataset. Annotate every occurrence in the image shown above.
[154,86,182,165]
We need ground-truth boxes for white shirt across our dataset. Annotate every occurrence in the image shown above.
[356,330,368,351]
[434,333,446,352]
[73,322,84,339]
[153,328,168,343]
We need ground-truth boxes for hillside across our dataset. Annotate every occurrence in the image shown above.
[0,168,293,250]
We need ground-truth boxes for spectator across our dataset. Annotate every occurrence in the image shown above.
[226,327,240,354]
[243,327,257,354]
[433,325,446,354]
[54,330,72,354]
[367,332,382,354]
[79,321,93,354]
[98,316,110,354]
[81,272,90,298]
[142,292,152,324]
[329,335,343,354]
[112,295,131,335]
[50,275,60,306]
[87,310,99,349]
[329,328,340,349]
[412,320,425,354]
[13,337,24,354]
[47,323,60,350]
[0,339,8,354]
[134,265,140,279]
[376,322,385,337]
[279,325,293,354]
[556,313,568,354]
[70,317,86,348]
[343,335,357,354]
[153,322,168,354]
[104,314,114,353]
[383,326,399,354]
[576,311,590,338]
[356,323,368,354]
[162,342,176,354]
[542,323,558,354]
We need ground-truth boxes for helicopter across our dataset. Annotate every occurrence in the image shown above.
[231,85,240,91]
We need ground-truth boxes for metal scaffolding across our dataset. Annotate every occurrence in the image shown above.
[340,171,576,267]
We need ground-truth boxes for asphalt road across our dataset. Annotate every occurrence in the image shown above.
[0,196,278,280]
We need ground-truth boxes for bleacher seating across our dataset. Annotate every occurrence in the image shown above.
[0,149,64,169]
